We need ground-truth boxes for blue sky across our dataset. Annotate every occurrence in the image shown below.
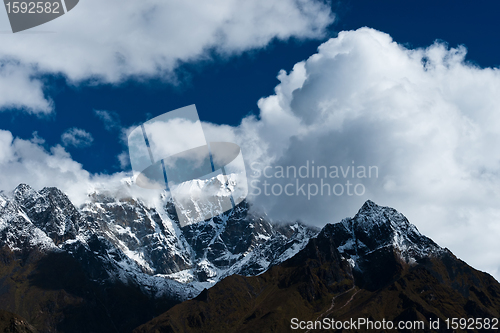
[1,1,499,174]
[1,0,500,279]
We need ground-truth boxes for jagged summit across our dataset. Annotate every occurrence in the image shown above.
[13,183,36,198]
[354,199,413,228]
[323,200,443,289]
[358,199,377,212]
[13,183,80,245]
[0,186,55,252]
[338,200,439,254]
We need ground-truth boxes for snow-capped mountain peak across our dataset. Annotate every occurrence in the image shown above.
[328,200,443,269]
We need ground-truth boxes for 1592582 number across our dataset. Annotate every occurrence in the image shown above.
[445,318,499,330]
[5,2,60,14]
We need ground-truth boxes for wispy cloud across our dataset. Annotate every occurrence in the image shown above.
[94,110,121,131]
[61,128,94,148]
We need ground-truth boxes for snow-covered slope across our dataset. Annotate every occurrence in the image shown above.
[0,183,318,301]
[0,190,56,252]
[13,184,80,245]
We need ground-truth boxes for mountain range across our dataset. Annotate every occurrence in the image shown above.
[0,183,316,332]
[0,184,499,332]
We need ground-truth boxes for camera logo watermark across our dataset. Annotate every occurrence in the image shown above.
[3,0,79,33]
[127,105,248,227]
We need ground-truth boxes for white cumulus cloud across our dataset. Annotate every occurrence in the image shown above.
[0,61,52,114]
[0,0,334,113]
[237,28,500,280]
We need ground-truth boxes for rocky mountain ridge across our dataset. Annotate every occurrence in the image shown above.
[1,183,318,300]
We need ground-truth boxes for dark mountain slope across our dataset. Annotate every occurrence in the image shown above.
[0,309,36,333]
[0,245,178,333]
[134,201,500,333]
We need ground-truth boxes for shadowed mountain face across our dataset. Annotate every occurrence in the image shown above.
[134,201,500,333]
[0,246,178,333]
[0,309,36,333]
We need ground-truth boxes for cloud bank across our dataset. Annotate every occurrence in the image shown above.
[0,0,334,114]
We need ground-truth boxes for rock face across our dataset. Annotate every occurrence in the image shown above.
[0,187,55,252]
[0,183,318,332]
[13,184,80,245]
[134,201,500,333]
